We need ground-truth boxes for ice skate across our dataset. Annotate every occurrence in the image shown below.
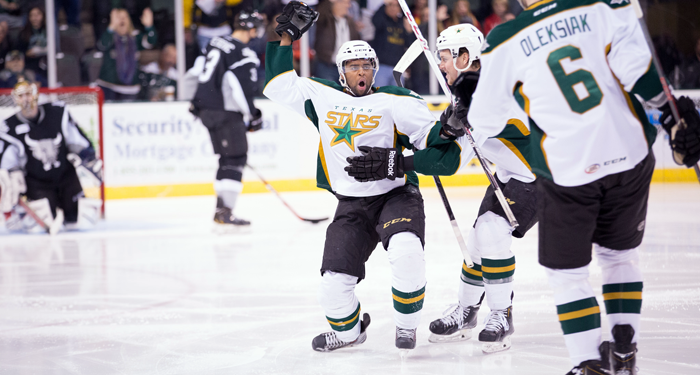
[213,198,250,232]
[312,313,370,352]
[602,324,637,375]
[566,359,612,375]
[479,305,514,354]
[428,303,480,343]
[396,326,417,358]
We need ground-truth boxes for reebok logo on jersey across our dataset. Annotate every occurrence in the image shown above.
[15,124,30,135]
[387,150,396,176]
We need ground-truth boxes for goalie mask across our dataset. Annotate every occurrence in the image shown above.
[12,79,39,112]
[336,40,378,96]
[436,24,484,73]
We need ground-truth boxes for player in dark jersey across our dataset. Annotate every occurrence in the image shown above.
[190,10,264,229]
[0,80,102,233]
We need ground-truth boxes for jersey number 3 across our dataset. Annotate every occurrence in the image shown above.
[547,45,603,114]
[199,49,221,83]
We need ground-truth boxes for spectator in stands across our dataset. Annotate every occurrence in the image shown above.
[0,50,47,88]
[482,0,514,36]
[680,36,700,89]
[0,0,22,29]
[97,8,157,101]
[314,0,360,82]
[370,0,414,87]
[185,0,236,54]
[141,43,178,80]
[17,7,47,79]
[55,0,81,28]
[0,21,10,71]
[408,5,447,95]
[445,0,481,32]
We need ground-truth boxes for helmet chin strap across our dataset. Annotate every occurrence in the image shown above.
[339,72,373,97]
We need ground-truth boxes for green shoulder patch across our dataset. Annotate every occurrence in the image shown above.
[309,77,345,92]
[375,85,423,100]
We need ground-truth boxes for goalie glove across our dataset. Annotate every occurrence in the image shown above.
[67,148,103,184]
[439,101,469,140]
[248,109,263,132]
[344,146,404,182]
[275,1,319,41]
[0,169,26,213]
[659,96,700,167]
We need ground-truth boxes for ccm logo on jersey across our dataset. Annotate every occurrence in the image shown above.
[585,157,627,174]
[383,217,412,229]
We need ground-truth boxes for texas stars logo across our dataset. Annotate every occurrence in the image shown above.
[325,107,381,152]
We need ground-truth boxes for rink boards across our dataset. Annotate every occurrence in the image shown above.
[5,92,694,200]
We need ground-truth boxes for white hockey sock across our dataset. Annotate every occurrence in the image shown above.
[214,179,243,211]
[472,212,515,311]
[595,245,643,344]
[318,271,362,342]
[387,232,426,330]
[458,260,485,307]
[546,266,602,367]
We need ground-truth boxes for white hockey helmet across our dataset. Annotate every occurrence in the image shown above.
[335,40,379,95]
[436,24,484,73]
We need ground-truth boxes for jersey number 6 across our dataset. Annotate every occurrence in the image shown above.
[547,45,603,114]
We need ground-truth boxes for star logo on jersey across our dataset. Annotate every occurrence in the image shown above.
[329,118,372,152]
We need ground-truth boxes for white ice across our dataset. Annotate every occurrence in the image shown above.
[1,184,699,374]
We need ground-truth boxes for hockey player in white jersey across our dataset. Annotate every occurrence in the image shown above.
[264,1,462,353]
[467,0,700,374]
[345,24,539,354]
[0,80,103,233]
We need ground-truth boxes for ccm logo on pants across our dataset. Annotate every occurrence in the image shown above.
[383,218,412,228]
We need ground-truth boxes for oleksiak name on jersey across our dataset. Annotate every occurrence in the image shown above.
[263,42,459,197]
[469,0,662,187]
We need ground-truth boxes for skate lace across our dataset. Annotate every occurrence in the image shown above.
[396,327,414,340]
[484,309,509,332]
[324,332,345,349]
[439,304,465,327]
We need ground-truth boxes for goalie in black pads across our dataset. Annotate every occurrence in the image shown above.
[346,24,539,354]
[0,80,102,233]
[190,10,264,229]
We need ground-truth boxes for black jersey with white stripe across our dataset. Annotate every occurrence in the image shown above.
[0,103,93,183]
[191,35,260,120]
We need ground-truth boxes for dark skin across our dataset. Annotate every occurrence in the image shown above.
[280,33,373,96]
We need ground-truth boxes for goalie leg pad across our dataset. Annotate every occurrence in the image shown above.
[0,169,27,213]
[64,198,101,231]
[22,198,54,233]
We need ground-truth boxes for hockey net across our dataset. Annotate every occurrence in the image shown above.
[0,86,105,215]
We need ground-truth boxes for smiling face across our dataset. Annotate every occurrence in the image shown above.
[342,59,375,96]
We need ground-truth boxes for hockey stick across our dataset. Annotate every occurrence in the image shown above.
[246,164,329,224]
[397,0,520,229]
[392,49,473,268]
[630,0,700,183]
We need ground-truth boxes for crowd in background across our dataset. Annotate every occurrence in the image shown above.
[0,0,695,102]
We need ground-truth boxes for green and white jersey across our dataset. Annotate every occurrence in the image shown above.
[468,0,662,187]
[263,42,459,197]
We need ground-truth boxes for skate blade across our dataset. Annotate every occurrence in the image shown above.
[399,349,411,360]
[213,223,251,234]
[428,328,472,343]
[481,336,511,354]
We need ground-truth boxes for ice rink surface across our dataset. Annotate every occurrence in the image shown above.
[0,183,699,375]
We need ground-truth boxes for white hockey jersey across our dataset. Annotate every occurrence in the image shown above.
[263,42,453,197]
[468,0,662,187]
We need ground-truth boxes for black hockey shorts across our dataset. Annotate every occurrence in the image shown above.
[475,176,538,238]
[321,184,426,282]
[199,109,248,181]
[537,152,655,270]
[25,166,84,223]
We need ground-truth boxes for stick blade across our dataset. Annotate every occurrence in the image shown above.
[303,217,329,224]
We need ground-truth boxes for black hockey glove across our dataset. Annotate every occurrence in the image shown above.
[344,146,404,182]
[275,1,319,41]
[659,96,700,167]
[439,101,469,140]
[248,109,263,132]
[451,70,480,104]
